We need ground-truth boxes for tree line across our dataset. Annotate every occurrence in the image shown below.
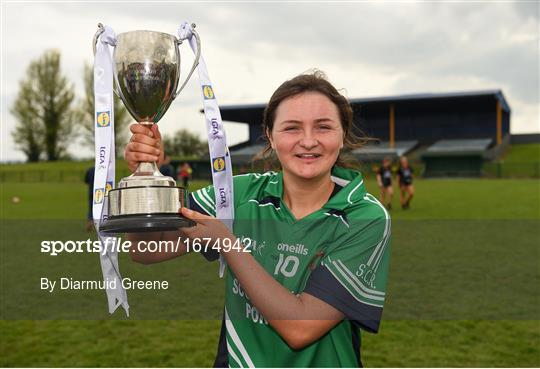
[11,49,209,162]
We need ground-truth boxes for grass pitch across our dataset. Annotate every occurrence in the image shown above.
[0,173,539,367]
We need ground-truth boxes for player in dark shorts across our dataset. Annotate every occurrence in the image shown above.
[397,155,414,209]
[376,157,393,210]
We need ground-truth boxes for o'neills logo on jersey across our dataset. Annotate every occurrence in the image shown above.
[217,187,227,208]
[277,242,308,256]
[210,118,222,141]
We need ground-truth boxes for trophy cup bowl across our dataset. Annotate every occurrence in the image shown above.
[95,26,200,233]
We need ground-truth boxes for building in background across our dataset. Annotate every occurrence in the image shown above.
[220,90,511,177]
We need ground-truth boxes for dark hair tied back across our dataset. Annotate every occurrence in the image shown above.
[254,69,370,169]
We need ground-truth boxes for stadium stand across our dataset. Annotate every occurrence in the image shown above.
[351,140,418,162]
[422,139,493,177]
[230,144,266,165]
[219,90,511,176]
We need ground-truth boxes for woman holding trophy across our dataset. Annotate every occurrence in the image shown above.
[125,71,391,367]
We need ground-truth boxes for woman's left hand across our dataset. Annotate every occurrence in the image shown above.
[179,207,236,245]
[180,207,342,350]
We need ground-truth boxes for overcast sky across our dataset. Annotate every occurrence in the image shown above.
[1,1,538,162]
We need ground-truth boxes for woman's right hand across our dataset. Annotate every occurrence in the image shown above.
[124,124,164,173]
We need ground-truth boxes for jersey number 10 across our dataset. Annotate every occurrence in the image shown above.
[274,254,300,277]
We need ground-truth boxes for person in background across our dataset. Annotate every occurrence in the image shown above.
[84,166,95,232]
[177,162,192,188]
[397,155,414,209]
[159,154,174,178]
[376,157,394,210]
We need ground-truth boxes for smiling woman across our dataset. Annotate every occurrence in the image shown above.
[270,91,344,181]
[256,70,368,171]
[124,70,392,368]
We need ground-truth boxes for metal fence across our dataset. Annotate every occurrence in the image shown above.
[0,169,132,183]
[483,162,540,179]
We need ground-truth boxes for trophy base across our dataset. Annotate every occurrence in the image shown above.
[103,162,194,233]
[100,213,196,233]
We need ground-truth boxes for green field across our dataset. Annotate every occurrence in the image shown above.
[1,143,539,182]
[500,143,540,163]
[1,164,539,366]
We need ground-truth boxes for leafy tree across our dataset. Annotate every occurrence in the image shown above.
[162,129,209,158]
[11,86,43,162]
[77,62,131,153]
[11,49,75,161]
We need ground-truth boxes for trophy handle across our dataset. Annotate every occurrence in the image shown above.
[92,23,105,56]
[93,23,123,100]
[174,25,201,100]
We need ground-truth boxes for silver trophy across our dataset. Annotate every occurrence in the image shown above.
[93,23,200,233]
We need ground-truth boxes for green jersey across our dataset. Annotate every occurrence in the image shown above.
[190,166,391,367]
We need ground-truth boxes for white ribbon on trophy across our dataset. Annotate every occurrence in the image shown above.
[93,25,129,316]
[177,22,234,278]
[92,22,234,315]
